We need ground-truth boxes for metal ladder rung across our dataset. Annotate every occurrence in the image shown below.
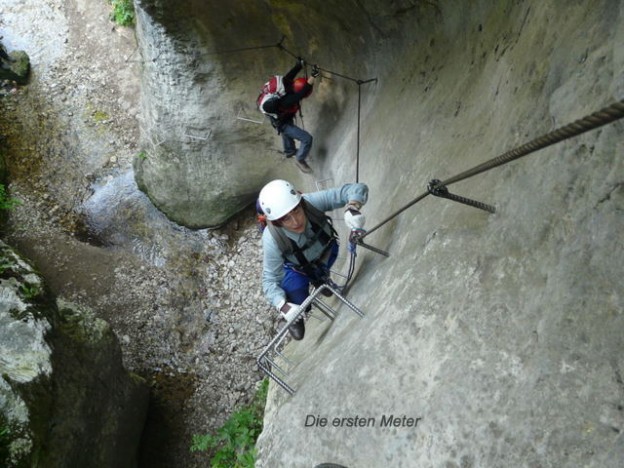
[257,284,364,395]
[264,356,290,377]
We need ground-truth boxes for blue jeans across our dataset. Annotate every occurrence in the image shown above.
[280,121,313,161]
[281,241,339,306]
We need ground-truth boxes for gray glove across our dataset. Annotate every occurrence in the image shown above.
[311,64,320,78]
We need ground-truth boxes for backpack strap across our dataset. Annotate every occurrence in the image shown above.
[258,94,280,119]
[302,199,337,237]
[267,222,293,256]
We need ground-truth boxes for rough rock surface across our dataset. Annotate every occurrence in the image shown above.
[0,47,30,85]
[0,240,148,467]
[255,1,624,467]
[0,1,274,466]
[1,0,623,467]
[133,0,382,227]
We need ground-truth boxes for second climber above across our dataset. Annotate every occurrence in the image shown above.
[258,59,320,174]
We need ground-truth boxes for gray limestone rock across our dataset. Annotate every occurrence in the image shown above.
[0,240,148,467]
[252,0,624,467]
[132,0,378,227]
[1,0,622,466]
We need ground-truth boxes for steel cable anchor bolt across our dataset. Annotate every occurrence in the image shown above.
[427,179,448,197]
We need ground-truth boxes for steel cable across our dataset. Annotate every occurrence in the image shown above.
[362,98,624,239]
[440,99,624,188]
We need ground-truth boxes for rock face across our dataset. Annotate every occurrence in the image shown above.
[4,0,618,467]
[133,0,381,227]
[0,240,148,467]
[131,0,624,465]
[246,1,622,467]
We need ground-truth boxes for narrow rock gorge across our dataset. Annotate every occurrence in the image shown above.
[1,0,622,467]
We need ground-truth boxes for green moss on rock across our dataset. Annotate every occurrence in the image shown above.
[0,51,30,85]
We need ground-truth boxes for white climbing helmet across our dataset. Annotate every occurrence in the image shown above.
[258,179,302,221]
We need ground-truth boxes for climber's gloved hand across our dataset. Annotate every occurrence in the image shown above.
[344,202,365,230]
[278,301,301,323]
[297,56,305,67]
[311,64,320,78]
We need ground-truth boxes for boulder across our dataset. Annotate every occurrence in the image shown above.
[0,240,148,467]
[132,0,376,227]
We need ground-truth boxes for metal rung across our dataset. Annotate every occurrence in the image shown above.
[265,356,290,377]
[257,284,364,395]
[330,268,349,279]
[272,347,296,367]
[308,309,330,322]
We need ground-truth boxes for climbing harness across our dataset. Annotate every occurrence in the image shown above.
[228,35,376,179]
[265,200,337,251]
[237,37,623,236]
[269,36,381,285]
[241,35,381,287]
[273,39,377,183]
[267,204,339,278]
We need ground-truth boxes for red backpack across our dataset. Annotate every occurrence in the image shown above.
[256,75,299,118]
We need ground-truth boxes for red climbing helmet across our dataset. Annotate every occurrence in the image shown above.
[293,77,312,98]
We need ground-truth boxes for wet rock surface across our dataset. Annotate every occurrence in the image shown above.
[2,0,623,467]
[0,0,275,466]
[0,240,149,467]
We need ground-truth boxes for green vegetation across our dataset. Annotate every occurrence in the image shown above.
[0,183,20,211]
[109,0,135,27]
[137,151,147,161]
[19,283,40,300]
[0,258,11,275]
[190,379,269,467]
[92,110,109,123]
[0,421,10,466]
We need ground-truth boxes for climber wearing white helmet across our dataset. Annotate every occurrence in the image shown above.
[258,179,368,340]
